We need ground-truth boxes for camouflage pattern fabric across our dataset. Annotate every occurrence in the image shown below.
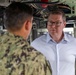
[0,31,52,75]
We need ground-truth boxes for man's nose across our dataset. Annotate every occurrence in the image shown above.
[51,22,56,27]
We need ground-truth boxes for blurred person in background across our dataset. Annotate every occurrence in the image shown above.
[31,9,76,75]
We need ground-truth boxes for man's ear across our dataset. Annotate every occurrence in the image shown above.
[64,21,66,27]
[24,20,30,30]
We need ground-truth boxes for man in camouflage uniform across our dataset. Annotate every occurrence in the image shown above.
[0,2,52,75]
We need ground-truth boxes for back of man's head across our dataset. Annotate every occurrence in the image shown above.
[4,2,33,32]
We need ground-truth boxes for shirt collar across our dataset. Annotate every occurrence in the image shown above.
[63,32,70,42]
[46,32,70,43]
[46,33,52,43]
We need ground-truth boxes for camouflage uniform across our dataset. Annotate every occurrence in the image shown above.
[0,31,52,75]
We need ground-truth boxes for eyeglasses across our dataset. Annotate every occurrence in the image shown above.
[47,21,62,26]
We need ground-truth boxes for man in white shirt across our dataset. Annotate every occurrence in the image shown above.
[31,9,76,75]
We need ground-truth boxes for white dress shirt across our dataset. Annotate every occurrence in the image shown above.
[31,32,76,75]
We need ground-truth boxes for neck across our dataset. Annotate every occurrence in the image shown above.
[11,30,27,40]
[51,33,64,43]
